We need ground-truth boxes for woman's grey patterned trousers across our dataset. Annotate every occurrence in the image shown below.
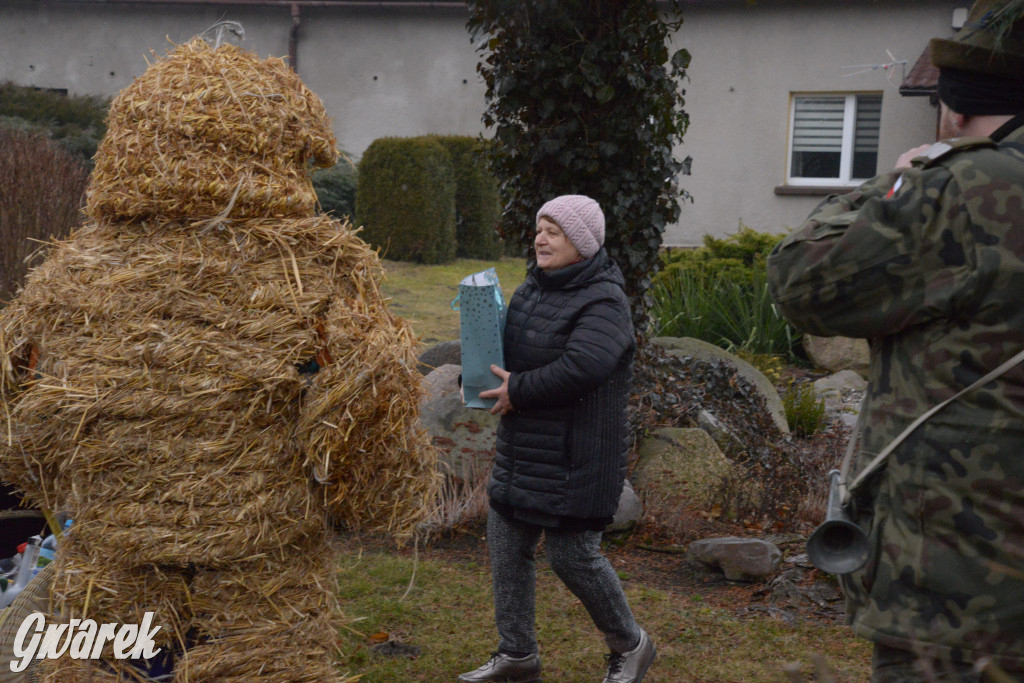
[487,507,641,655]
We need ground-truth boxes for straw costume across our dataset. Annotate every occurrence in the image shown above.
[0,37,436,681]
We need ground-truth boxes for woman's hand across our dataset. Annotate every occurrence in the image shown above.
[479,365,514,416]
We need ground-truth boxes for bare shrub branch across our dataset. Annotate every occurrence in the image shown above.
[0,129,88,301]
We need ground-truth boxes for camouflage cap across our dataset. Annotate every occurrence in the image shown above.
[930,0,1024,80]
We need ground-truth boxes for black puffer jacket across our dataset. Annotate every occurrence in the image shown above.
[487,249,634,521]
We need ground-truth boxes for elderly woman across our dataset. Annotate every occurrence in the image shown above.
[459,195,654,683]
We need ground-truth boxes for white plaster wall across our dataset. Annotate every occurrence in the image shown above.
[0,3,293,95]
[0,1,486,158]
[672,0,964,244]
[297,7,486,156]
[0,1,968,246]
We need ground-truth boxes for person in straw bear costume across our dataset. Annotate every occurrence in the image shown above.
[0,31,437,682]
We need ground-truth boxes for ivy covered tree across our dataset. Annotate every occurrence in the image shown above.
[467,0,691,333]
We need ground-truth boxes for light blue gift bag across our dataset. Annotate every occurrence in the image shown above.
[452,267,507,410]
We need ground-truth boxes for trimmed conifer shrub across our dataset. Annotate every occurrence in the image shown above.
[312,155,358,220]
[430,135,502,260]
[356,136,456,264]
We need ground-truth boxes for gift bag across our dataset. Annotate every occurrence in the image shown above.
[453,267,507,410]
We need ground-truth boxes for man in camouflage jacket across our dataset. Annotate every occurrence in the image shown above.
[767,2,1024,680]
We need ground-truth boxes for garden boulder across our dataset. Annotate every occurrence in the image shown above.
[803,334,869,377]
[632,428,737,507]
[417,340,462,375]
[607,479,642,533]
[423,363,462,401]
[689,537,782,582]
[419,368,499,480]
[814,369,866,429]
[813,369,867,398]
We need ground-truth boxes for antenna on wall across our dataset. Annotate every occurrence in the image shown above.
[841,50,907,83]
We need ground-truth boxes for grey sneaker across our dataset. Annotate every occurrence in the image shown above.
[602,628,655,683]
[457,652,542,683]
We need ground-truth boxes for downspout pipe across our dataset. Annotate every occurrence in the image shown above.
[289,2,301,72]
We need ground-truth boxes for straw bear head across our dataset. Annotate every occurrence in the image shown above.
[87,38,339,224]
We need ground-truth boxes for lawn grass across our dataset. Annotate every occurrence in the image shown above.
[335,549,871,682]
[379,257,527,346]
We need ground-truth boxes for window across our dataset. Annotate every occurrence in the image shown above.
[787,93,881,186]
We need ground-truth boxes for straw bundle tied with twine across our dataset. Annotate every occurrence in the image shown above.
[0,34,436,682]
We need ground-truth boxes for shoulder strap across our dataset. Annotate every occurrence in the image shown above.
[916,137,995,168]
[840,346,1024,505]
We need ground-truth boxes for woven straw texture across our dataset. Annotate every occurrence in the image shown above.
[0,37,437,682]
[0,563,52,683]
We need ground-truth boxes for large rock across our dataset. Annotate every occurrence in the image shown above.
[688,537,782,581]
[813,369,866,429]
[418,369,499,479]
[632,428,736,507]
[417,340,461,376]
[803,335,869,377]
[651,337,789,435]
[813,369,867,398]
[697,408,745,457]
[607,479,642,534]
[423,363,462,402]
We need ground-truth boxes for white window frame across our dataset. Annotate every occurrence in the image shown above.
[786,92,882,187]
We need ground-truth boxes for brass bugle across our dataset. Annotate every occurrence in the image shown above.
[806,469,869,574]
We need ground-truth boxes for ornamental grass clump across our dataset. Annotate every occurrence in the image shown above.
[0,36,436,682]
[782,381,828,438]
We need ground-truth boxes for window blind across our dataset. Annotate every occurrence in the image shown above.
[792,97,845,153]
[854,95,882,153]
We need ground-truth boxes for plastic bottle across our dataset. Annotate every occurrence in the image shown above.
[40,534,57,552]
[37,532,58,565]
[1,535,42,609]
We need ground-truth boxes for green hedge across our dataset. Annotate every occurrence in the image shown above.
[0,82,109,165]
[356,136,456,264]
[430,135,502,260]
[660,225,783,274]
[313,155,358,220]
[657,225,785,292]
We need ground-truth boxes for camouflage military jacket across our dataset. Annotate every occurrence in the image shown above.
[767,117,1024,670]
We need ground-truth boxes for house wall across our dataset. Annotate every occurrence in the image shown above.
[673,0,963,244]
[0,1,486,156]
[0,0,965,246]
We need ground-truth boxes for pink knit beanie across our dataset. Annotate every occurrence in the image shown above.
[536,194,605,259]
